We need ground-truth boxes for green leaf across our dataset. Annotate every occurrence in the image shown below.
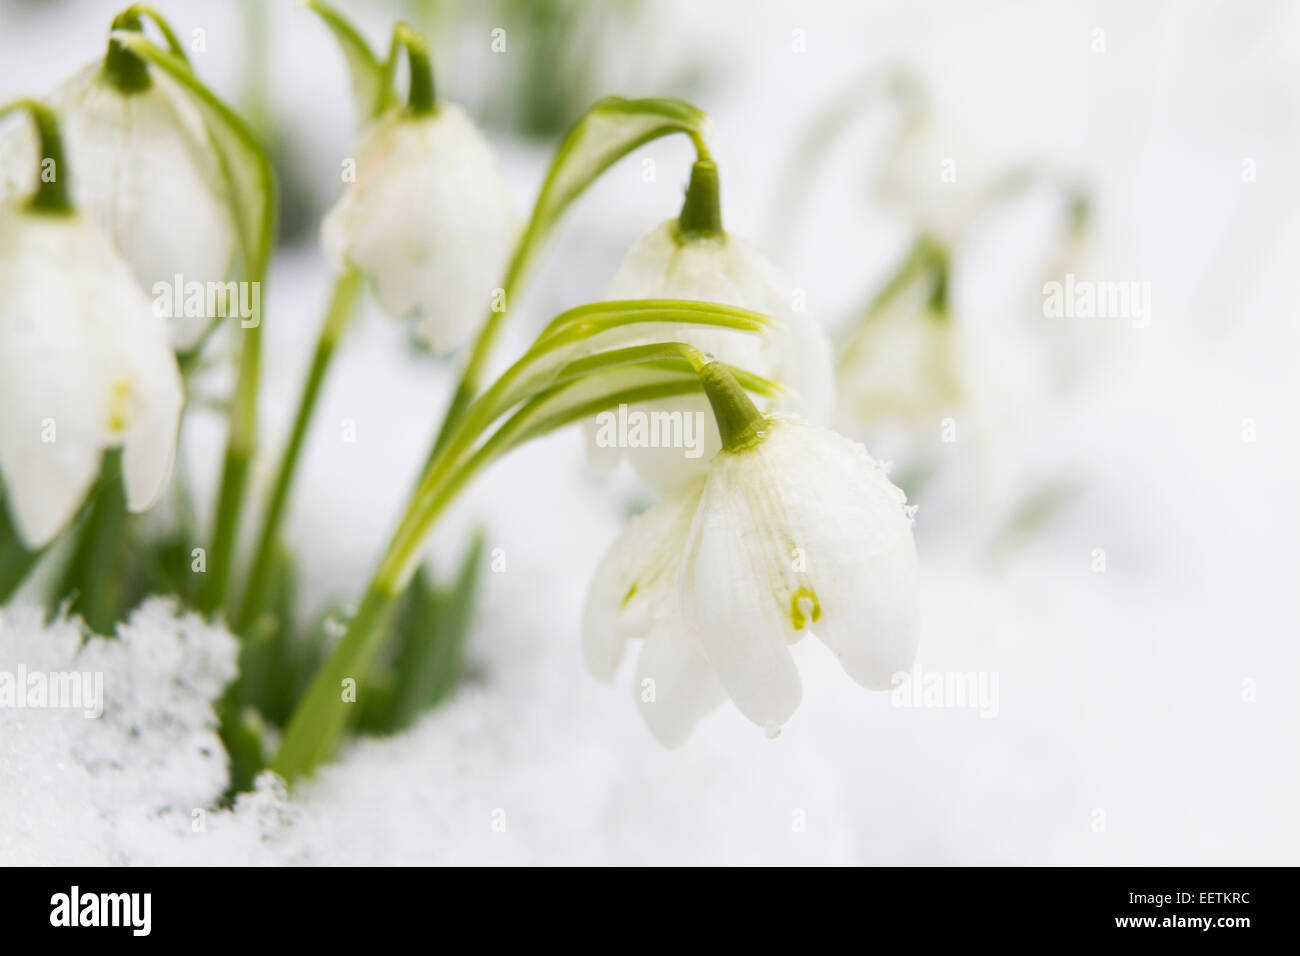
[303,0,395,122]
[428,97,713,453]
[221,705,269,799]
[388,534,485,730]
[54,451,128,635]
[218,545,297,792]
[0,496,44,603]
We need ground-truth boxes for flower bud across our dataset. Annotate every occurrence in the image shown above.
[321,105,516,354]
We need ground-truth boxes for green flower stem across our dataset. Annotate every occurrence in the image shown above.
[235,268,364,634]
[423,251,527,466]
[424,101,715,465]
[412,301,774,528]
[112,35,278,620]
[393,23,436,115]
[271,579,399,779]
[102,5,190,93]
[275,370,727,782]
[835,234,949,370]
[272,323,777,781]
[103,10,150,92]
[0,100,73,214]
[199,328,260,616]
[675,158,723,242]
[695,359,767,451]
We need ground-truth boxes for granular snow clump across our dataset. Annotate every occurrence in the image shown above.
[0,597,238,865]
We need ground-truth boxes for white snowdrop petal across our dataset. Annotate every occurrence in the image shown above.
[119,337,184,513]
[0,214,107,545]
[681,496,803,729]
[591,220,834,494]
[811,530,921,690]
[633,615,726,748]
[0,419,100,549]
[0,109,38,201]
[322,105,516,353]
[603,393,722,497]
[680,417,920,726]
[581,416,622,475]
[837,296,964,430]
[39,66,238,351]
[581,486,701,681]
[0,208,183,544]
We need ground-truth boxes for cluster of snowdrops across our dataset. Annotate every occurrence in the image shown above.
[0,3,963,787]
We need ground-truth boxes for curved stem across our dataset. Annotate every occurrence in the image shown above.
[235,268,363,634]
[424,102,715,462]
[199,333,260,616]
[835,234,948,367]
[272,335,771,781]
[0,100,73,214]
[103,10,151,92]
[102,5,190,92]
[415,300,772,515]
[393,23,435,115]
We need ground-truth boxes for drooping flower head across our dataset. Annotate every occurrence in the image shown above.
[0,102,182,548]
[586,159,834,495]
[584,359,919,746]
[835,235,965,431]
[0,9,237,351]
[321,26,516,354]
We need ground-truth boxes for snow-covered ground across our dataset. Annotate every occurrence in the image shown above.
[1,0,1297,865]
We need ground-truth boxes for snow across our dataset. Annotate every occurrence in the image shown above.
[2,0,1299,865]
[0,598,236,865]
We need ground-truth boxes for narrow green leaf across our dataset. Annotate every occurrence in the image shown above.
[388,534,485,729]
[0,496,43,602]
[302,0,395,122]
[54,451,128,635]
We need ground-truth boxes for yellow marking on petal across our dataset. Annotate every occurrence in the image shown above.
[106,380,132,434]
[791,586,821,631]
[621,581,638,608]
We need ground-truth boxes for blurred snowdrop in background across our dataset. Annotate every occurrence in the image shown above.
[0,0,1297,865]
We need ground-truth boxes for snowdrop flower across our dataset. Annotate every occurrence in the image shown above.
[321,100,516,353]
[0,104,182,548]
[836,244,964,430]
[585,362,919,745]
[582,483,726,747]
[586,159,834,495]
[0,16,237,350]
[838,309,963,430]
